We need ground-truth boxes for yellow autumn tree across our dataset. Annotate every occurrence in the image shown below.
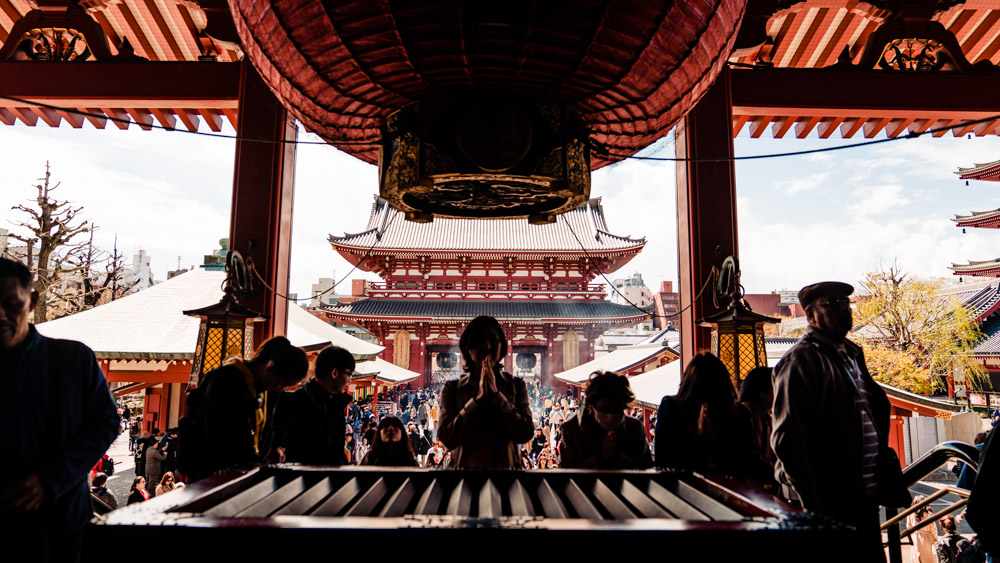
[852,264,988,394]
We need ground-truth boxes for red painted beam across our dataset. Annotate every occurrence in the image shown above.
[676,68,738,367]
[229,60,296,342]
[0,61,240,108]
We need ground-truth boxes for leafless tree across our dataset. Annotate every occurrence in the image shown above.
[7,162,92,322]
[53,232,137,316]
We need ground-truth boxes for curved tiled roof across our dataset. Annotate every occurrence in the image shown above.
[949,259,1000,277]
[974,317,1000,355]
[329,197,645,254]
[952,209,1000,228]
[957,160,1000,182]
[325,298,646,322]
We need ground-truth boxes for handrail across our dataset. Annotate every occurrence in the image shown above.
[884,441,980,563]
[900,441,980,487]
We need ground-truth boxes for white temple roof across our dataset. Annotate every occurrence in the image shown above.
[36,269,383,359]
[552,343,677,385]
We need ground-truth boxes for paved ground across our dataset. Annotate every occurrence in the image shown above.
[101,430,136,505]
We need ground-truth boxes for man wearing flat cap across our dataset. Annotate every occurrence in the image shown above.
[771,281,897,560]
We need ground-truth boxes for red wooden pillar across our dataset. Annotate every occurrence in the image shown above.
[229,59,297,342]
[676,68,739,368]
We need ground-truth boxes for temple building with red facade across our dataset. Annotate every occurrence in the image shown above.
[323,197,648,388]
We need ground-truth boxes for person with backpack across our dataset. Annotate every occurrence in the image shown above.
[936,515,969,563]
[178,336,308,481]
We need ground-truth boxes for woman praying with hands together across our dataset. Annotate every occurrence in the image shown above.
[437,316,534,468]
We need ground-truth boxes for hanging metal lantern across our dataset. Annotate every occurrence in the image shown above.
[436,352,458,370]
[183,286,265,385]
[697,302,778,386]
[229,0,748,220]
[515,353,537,372]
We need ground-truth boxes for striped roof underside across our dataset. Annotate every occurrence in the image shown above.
[0,0,240,132]
[730,1,1000,140]
[953,208,1000,227]
[957,160,1000,181]
[330,198,645,254]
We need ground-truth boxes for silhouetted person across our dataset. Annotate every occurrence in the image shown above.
[655,352,755,476]
[185,336,308,480]
[739,366,776,471]
[560,371,652,469]
[438,316,533,468]
[271,345,355,465]
[772,281,907,562]
[0,257,120,562]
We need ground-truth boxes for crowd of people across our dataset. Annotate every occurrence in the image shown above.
[2,251,997,563]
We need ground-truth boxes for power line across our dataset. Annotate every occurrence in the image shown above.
[594,113,1000,163]
[0,93,376,147]
[247,212,398,303]
[558,214,714,322]
[3,93,998,163]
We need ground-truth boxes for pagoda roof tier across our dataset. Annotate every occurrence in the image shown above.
[949,259,1000,278]
[957,161,1000,182]
[330,197,645,256]
[953,209,1000,228]
[324,299,646,324]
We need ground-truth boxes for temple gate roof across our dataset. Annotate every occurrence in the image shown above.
[325,298,647,324]
[329,197,645,256]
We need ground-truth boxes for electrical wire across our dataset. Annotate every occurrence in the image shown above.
[0,93,377,147]
[246,211,398,303]
[593,113,1000,163]
[4,93,999,162]
[558,214,715,322]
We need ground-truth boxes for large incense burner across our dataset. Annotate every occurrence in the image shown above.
[88,466,853,561]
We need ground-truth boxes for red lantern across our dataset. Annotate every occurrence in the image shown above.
[230,0,747,219]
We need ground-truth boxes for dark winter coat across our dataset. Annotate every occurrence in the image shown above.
[270,379,352,466]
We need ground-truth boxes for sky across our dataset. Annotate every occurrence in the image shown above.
[2,120,1000,302]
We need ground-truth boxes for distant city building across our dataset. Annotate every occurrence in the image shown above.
[611,272,653,309]
[123,249,154,293]
[744,291,804,318]
[652,281,680,330]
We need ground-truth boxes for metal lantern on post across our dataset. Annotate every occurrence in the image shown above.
[697,256,779,387]
[183,286,265,386]
[697,302,778,386]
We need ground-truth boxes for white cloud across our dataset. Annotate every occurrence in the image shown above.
[846,184,910,216]
[777,172,829,195]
